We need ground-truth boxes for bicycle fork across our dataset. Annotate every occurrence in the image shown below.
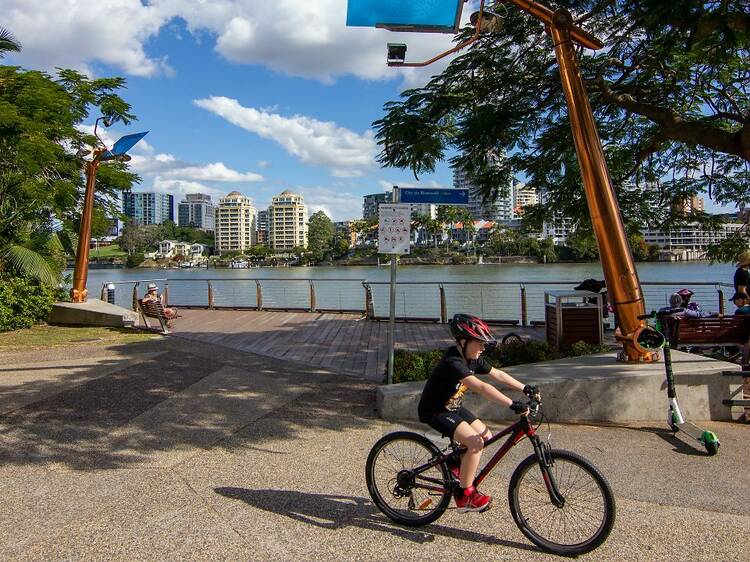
[530,435,565,508]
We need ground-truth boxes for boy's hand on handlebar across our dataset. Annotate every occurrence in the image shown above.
[509,400,530,415]
[523,384,541,401]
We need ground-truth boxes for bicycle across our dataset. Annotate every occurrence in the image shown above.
[365,399,616,557]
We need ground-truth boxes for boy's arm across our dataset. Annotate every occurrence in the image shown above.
[486,367,525,393]
[461,375,514,408]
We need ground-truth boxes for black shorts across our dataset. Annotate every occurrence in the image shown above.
[422,407,478,438]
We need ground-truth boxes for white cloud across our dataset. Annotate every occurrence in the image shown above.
[194,96,377,177]
[4,0,471,83]
[257,160,271,169]
[378,179,448,190]
[295,185,363,222]
[162,162,263,182]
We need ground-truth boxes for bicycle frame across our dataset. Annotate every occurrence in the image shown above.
[410,413,565,508]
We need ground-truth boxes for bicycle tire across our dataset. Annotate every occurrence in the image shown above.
[365,431,451,526]
[502,332,523,345]
[508,449,616,556]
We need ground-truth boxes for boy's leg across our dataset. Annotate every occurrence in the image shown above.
[452,422,484,490]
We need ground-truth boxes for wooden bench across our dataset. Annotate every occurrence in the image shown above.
[669,315,750,411]
[137,298,172,334]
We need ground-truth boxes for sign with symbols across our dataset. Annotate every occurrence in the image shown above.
[398,187,469,205]
[378,203,411,254]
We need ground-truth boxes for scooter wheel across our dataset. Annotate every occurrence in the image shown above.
[705,441,719,456]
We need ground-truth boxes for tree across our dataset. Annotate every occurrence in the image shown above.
[374,1,750,261]
[307,210,335,261]
[0,59,138,283]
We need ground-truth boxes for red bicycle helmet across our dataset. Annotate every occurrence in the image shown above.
[449,313,496,344]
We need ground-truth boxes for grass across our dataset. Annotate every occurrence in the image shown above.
[90,243,127,259]
[0,324,159,352]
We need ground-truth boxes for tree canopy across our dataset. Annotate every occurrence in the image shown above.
[307,210,335,261]
[0,61,138,281]
[374,1,750,259]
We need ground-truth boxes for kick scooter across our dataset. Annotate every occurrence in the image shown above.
[637,310,720,455]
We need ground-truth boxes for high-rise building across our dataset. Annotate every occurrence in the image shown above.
[452,157,514,222]
[215,191,257,254]
[363,192,391,220]
[269,190,308,251]
[123,192,174,225]
[676,195,705,215]
[177,193,215,231]
[256,209,269,245]
[538,187,572,244]
[513,183,539,217]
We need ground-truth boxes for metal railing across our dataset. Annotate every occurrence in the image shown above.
[101,277,732,324]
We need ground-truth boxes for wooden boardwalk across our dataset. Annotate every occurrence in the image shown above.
[170,309,543,381]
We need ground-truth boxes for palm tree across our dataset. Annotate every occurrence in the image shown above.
[0,27,21,59]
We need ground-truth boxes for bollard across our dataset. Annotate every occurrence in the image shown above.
[309,281,316,312]
[208,281,214,309]
[132,283,139,311]
[163,284,169,306]
[439,285,447,323]
[718,288,725,316]
[106,283,116,305]
[256,281,263,310]
[521,286,527,327]
[100,284,106,301]
[363,283,374,319]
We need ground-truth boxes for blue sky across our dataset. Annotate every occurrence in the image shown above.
[4,0,471,221]
[3,0,730,220]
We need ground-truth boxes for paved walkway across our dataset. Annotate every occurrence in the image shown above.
[0,336,748,560]
[171,309,543,381]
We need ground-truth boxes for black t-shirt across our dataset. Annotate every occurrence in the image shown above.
[735,267,750,294]
[418,346,492,420]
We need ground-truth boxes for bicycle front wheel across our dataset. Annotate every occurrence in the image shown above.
[365,431,451,527]
[508,449,616,556]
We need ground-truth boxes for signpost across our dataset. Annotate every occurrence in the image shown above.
[399,187,469,205]
[379,188,411,385]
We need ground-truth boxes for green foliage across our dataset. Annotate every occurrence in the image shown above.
[390,339,609,383]
[126,252,144,268]
[307,210,335,261]
[374,1,750,252]
[0,276,65,332]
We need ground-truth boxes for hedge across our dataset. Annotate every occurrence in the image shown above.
[0,276,66,332]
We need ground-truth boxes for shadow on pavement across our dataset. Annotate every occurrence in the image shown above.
[214,487,537,552]
[613,425,711,457]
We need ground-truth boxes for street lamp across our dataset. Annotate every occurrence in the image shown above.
[70,119,148,303]
[350,0,652,362]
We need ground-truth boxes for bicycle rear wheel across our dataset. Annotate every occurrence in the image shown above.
[508,449,615,556]
[365,431,451,526]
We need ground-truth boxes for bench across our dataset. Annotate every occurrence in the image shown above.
[669,315,750,412]
[137,298,172,334]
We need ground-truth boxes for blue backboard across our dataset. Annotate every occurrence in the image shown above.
[399,187,469,205]
[346,0,465,33]
[101,131,149,161]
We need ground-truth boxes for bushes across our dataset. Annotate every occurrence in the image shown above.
[390,339,609,383]
[0,276,65,332]
[126,252,145,268]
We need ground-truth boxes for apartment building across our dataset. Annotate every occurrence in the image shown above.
[452,157,514,222]
[177,193,215,231]
[215,191,257,254]
[513,183,539,217]
[122,192,174,225]
[363,192,391,220]
[256,209,269,245]
[268,190,308,251]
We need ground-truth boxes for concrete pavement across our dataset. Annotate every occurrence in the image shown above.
[0,336,748,560]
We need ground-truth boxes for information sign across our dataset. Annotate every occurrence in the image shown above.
[398,187,469,205]
[378,204,411,254]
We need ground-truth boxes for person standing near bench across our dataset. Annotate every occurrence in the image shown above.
[143,283,178,321]
[734,252,750,296]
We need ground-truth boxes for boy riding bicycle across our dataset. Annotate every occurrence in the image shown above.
[418,313,540,513]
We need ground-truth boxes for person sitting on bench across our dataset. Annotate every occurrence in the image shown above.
[676,288,713,317]
[143,283,178,320]
[731,291,750,315]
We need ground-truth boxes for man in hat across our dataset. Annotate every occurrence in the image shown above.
[731,291,750,315]
[143,283,178,321]
[734,251,750,297]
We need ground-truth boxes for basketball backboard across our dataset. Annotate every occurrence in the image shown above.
[346,0,465,33]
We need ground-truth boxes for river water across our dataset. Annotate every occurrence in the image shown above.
[77,261,737,323]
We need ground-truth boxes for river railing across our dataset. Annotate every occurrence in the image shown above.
[101,278,733,326]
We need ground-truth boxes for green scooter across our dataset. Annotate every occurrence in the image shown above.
[637,310,720,456]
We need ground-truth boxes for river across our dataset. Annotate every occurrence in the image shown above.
[75,261,737,323]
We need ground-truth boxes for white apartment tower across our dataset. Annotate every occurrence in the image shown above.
[452,156,514,222]
[513,183,539,218]
[269,190,308,251]
[215,191,257,254]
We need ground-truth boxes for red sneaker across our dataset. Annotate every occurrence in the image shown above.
[454,486,492,513]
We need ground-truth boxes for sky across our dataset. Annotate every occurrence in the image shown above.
[2,0,730,221]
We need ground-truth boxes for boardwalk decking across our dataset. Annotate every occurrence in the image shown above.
[170,310,543,381]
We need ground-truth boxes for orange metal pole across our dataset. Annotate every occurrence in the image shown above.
[548,9,650,361]
[70,157,100,303]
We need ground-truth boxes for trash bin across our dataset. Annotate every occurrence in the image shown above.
[545,290,603,350]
